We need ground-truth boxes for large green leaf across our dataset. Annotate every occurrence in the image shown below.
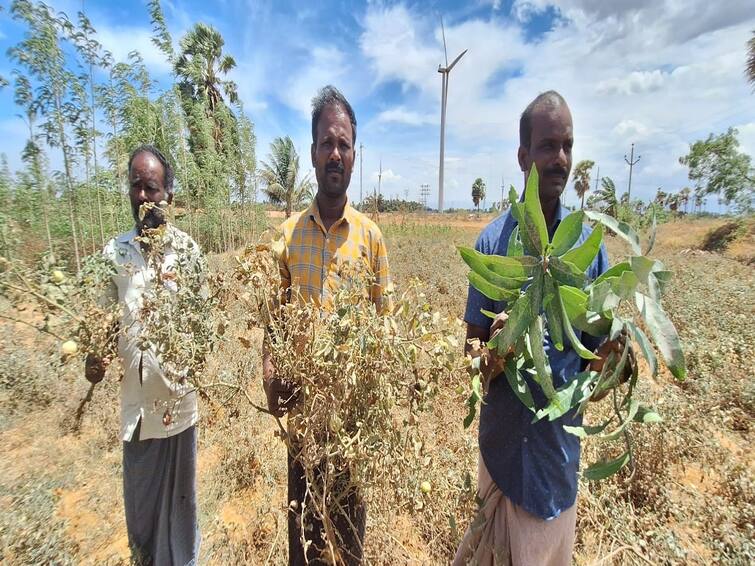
[635,293,686,380]
[561,224,603,271]
[610,270,640,300]
[459,247,530,289]
[550,211,585,256]
[459,247,538,280]
[559,285,612,336]
[543,275,564,351]
[468,272,520,302]
[503,357,535,412]
[584,210,641,255]
[507,226,524,257]
[590,262,632,288]
[536,369,598,421]
[549,256,587,287]
[625,320,657,376]
[490,272,543,356]
[587,280,621,314]
[557,289,599,360]
[584,451,630,480]
[522,164,548,256]
[527,315,558,402]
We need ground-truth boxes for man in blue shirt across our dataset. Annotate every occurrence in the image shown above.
[453,91,624,565]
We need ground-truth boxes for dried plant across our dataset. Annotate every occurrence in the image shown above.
[234,236,465,563]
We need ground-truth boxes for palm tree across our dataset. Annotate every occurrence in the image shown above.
[572,159,595,209]
[588,176,618,216]
[258,137,313,218]
[174,23,238,112]
[654,188,667,207]
[471,177,486,214]
[747,30,755,86]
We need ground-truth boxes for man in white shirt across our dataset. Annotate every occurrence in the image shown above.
[85,145,203,566]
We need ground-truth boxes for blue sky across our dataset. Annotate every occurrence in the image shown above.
[1,0,754,210]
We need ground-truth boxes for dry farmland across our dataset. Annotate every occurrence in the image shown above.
[0,214,753,565]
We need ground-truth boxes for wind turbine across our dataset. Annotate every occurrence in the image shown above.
[437,16,467,213]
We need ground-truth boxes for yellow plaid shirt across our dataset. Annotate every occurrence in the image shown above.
[278,199,392,312]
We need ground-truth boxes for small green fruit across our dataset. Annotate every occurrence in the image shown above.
[420,481,431,494]
[52,270,66,284]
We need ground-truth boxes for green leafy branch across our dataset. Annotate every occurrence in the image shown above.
[458,164,686,479]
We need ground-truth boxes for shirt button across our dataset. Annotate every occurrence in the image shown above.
[523,436,528,443]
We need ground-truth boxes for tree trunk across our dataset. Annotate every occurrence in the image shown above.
[89,64,105,246]
[581,192,585,210]
[55,94,80,271]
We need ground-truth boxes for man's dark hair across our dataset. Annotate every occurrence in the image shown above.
[519,90,568,149]
[311,85,357,145]
[128,144,175,194]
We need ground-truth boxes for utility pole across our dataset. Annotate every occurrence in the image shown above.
[624,143,641,201]
[419,183,430,211]
[437,16,467,213]
[359,143,363,204]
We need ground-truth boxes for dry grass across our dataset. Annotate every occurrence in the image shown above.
[0,215,753,564]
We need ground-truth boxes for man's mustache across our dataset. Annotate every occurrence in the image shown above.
[543,166,568,179]
[326,162,345,174]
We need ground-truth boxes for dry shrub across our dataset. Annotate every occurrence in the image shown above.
[234,238,465,564]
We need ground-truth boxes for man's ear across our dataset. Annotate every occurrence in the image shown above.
[517,145,528,172]
[311,143,316,168]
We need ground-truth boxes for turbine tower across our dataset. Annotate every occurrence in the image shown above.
[437,16,467,213]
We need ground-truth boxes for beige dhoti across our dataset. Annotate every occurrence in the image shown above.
[452,456,577,566]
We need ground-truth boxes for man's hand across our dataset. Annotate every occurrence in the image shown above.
[85,354,110,384]
[589,333,635,402]
[262,342,298,417]
[466,312,510,383]
[264,377,299,417]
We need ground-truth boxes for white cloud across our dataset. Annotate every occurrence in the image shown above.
[356,0,755,208]
[372,168,401,183]
[597,70,667,95]
[95,26,173,74]
[376,107,434,126]
[735,122,755,158]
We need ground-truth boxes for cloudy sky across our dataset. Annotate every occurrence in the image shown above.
[1,0,754,210]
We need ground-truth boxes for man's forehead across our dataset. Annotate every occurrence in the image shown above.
[130,154,163,177]
[531,106,573,136]
[317,104,352,134]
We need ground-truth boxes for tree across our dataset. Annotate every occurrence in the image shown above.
[679,187,691,214]
[587,176,618,216]
[747,30,755,86]
[471,177,486,213]
[9,0,82,269]
[679,128,754,214]
[572,159,595,209]
[259,137,312,218]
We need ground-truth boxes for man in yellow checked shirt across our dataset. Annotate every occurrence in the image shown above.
[262,85,392,565]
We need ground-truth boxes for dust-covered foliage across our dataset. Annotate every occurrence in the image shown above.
[233,237,466,562]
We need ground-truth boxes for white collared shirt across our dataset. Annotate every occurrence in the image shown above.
[102,224,202,441]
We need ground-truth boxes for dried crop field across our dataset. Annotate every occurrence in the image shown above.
[0,215,753,565]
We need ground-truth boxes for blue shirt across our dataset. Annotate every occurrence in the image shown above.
[464,203,609,520]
